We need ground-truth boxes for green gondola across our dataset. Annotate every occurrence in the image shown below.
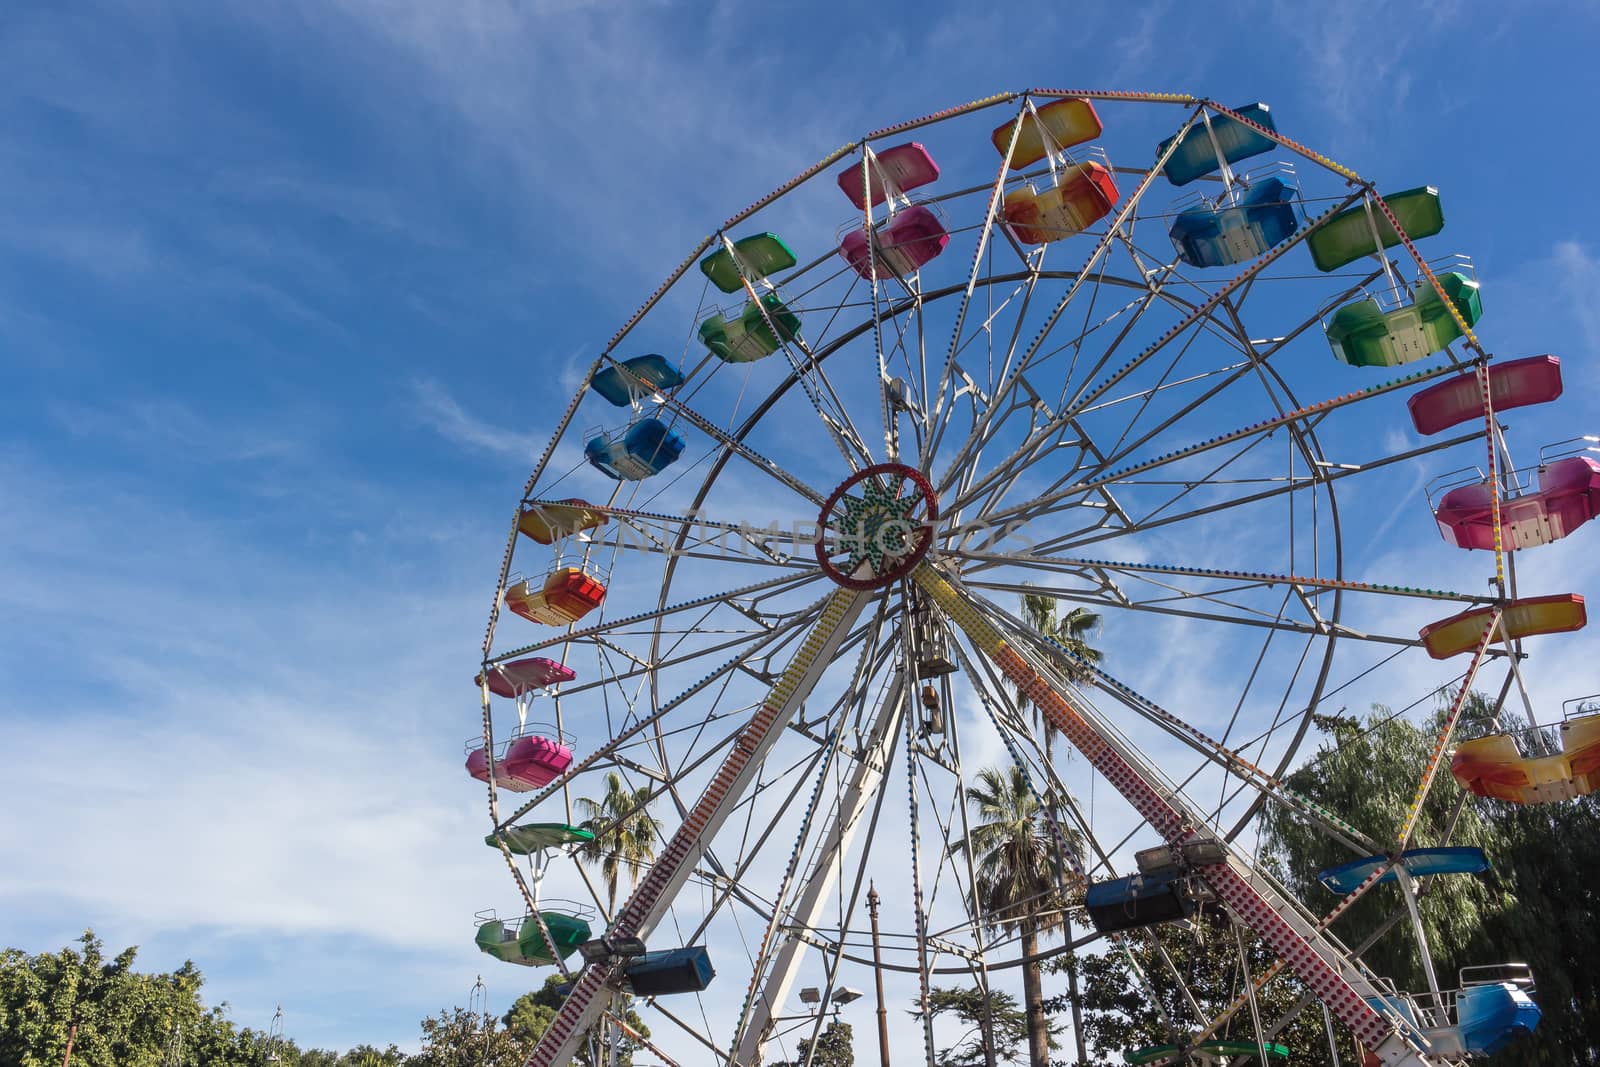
[475,912,592,966]
[1124,1039,1290,1064]
[699,233,797,293]
[1327,271,1483,367]
[485,822,595,854]
[699,294,802,363]
[1307,186,1443,272]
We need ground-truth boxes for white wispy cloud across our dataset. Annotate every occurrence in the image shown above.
[411,377,547,461]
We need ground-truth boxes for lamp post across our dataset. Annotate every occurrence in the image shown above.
[867,882,890,1067]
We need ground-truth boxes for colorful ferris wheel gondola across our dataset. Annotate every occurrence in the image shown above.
[476,818,597,970]
[474,904,594,967]
[1308,184,1482,368]
[697,232,803,364]
[1451,693,1600,804]
[836,142,950,281]
[1167,160,1301,268]
[997,97,1119,247]
[1430,436,1600,551]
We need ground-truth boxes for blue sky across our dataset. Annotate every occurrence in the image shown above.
[5,0,1600,1058]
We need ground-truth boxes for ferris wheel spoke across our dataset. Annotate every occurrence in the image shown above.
[524,586,870,1067]
[918,103,1030,481]
[1039,277,1380,503]
[640,381,831,507]
[533,500,822,571]
[489,569,824,664]
[975,421,1481,561]
[1011,188,1371,469]
[494,598,831,830]
[932,116,1203,490]
[954,549,1482,607]
[957,573,1437,649]
[922,275,1044,467]
[946,283,1400,531]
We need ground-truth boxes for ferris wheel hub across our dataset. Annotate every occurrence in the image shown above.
[815,463,940,589]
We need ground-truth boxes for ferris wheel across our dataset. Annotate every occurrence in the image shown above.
[467,89,1594,1067]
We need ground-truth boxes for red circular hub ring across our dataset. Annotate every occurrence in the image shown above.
[815,462,940,590]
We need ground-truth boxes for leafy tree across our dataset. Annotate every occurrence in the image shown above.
[576,772,662,914]
[1065,919,1353,1066]
[772,1019,854,1067]
[961,764,1071,1067]
[1263,694,1600,1066]
[1015,589,1100,1063]
[408,1003,524,1066]
[1016,591,1103,750]
[500,974,649,1067]
[0,931,260,1067]
[335,1044,407,1066]
[913,986,1026,1067]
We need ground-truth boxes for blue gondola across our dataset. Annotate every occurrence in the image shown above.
[1317,846,1490,895]
[1368,966,1540,1058]
[1086,871,1194,934]
[1455,979,1540,1055]
[1157,102,1278,186]
[585,418,685,481]
[1169,176,1299,268]
[624,945,715,996]
[589,355,686,407]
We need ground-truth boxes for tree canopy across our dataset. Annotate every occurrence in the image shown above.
[1262,694,1600,1065]
[0,933,644,1067]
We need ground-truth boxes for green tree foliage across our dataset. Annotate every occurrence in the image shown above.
[771,1019,854,1067]
[1064,919,1354,1066]
[1015,591,1103,757]
[0,931,403,1066]
[576,772,662,914]
[1014,589,1098,1065]
[0,931,266,1067]
[1262,694,1600,1066]
[913,986,1026,1067]
[489,974,648,1067]
[407,1004,525,1067]
[333,1044,406,1066]
[960,764,1074,1067]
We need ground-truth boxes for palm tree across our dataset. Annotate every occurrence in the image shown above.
[575,772,661,914]
[1015,589,1103,762]
[962,764,1082,1067]
[1013,590,1100,1067]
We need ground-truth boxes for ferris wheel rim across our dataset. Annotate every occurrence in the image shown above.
[482,90,1531,1067]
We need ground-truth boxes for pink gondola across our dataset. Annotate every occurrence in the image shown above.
[1407,355,1562,436]
[840,205,949,279]
[1435,456,1600,551]
[836,143,940,209]
[502,734,574,788]
[465,729,574,792]
[476,657,577,698]
[466,742,536,793]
